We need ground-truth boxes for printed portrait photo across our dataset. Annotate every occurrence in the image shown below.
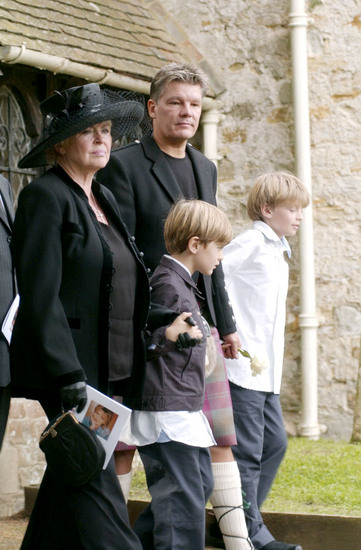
[82,401,118,441]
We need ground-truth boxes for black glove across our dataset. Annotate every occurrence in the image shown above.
[184,315,197,327]
[60,381,87,413]
[176,332,203,351]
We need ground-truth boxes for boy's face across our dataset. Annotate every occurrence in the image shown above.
[194,241,224,276]
[91,408,107,428]
[262,203,303,238]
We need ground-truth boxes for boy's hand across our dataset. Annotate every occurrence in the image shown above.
[222,332,241,359]
[165,312,203,348]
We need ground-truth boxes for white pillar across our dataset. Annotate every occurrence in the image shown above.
[201,106,221,168]
[289,0,322,439]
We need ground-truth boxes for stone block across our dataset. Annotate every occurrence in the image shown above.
[0,443,19,494]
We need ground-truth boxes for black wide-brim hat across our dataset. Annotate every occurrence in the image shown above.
[19,83,145,168]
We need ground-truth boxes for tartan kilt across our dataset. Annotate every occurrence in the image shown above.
[202,327,237,446]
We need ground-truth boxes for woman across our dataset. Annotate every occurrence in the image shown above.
[10,83,175,550]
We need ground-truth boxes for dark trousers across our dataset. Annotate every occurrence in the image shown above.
[21,395,142,550]
[135,441,214,550]
[0,384,10,450]
[230,383,288,550]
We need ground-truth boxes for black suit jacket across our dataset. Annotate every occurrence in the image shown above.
[0,175,15,387]
[10,166,152,404]
[98,135,236,337]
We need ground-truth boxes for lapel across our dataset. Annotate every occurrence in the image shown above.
[141,134,216,204]
[0,175,14,231]
[186,145,216,204]
[141,135,186,203]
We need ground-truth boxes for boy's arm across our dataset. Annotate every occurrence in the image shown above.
[146,282,202,359]
[146,312,203,359]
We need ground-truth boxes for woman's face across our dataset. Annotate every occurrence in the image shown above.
[55,121,112,176]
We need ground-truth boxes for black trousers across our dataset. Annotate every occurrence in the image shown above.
[21,395,142,550]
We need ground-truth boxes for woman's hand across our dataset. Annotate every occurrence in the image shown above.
[60,381,88,412]
[165,312,203,349]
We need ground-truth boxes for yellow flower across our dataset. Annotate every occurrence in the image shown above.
[238,348,269,377]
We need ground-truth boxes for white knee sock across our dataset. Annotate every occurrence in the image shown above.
[117,471,133,503]
[210,461,254,550]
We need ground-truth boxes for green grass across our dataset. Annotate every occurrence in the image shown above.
[262,437,361,517]
[130,438,361,517]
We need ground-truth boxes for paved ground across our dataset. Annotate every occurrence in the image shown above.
[0,514,28,550]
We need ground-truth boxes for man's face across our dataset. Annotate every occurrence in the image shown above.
[148,81,203,146]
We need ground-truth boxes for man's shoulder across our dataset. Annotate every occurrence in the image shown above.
[186,144,216,181]
[110,140,144,159]
[187,143,213,163]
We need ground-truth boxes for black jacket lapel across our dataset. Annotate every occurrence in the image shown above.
[141,135,185,203]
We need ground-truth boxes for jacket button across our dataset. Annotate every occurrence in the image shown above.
[7,236,12,243]
[139,251,144,257]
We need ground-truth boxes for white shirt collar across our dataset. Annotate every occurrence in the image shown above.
[253,220,292,258]
[164,254,192,277]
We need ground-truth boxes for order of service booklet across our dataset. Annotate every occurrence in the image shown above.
[73,386,132,469]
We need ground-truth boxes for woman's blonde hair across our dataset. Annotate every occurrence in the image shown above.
[164,199,233,255]
[247,172,310,221]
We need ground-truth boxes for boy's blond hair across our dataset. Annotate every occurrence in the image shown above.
[164,199,233,255]
[247,172,310,221]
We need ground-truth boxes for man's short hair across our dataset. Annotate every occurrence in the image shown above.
[164,199,233,255]
[150,62,209,102]
[247,172,310,221]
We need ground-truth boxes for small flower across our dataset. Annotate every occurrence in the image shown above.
[238,348,269,377]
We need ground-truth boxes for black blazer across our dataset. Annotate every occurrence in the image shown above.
[98,135,236,337]
[10,166,151,403]
[0,175,15,387]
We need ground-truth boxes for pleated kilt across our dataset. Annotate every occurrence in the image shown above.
[202,327,237,446]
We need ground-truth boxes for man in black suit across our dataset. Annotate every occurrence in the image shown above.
[98,63,253,549]
[0,175,15,450]
[99,64,238,350]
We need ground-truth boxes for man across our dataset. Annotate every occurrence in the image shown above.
[0,174,15,450]
[98,63,253,550]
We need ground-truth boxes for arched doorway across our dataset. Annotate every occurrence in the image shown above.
[0,86,36,206]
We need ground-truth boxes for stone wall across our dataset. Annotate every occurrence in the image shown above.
[159,0,361,440]
[0,399,47,517]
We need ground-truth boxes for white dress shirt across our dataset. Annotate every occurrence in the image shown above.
[222,221,291,394]
[121,409,215,447]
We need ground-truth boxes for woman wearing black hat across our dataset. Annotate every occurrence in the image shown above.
[9,83,177,550]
